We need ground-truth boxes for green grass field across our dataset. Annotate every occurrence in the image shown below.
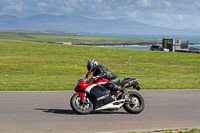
[0,32,147,44]
[0,39,200,91]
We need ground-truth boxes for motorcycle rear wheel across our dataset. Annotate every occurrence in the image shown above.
[123,91,144,114]
[70,93,93,115]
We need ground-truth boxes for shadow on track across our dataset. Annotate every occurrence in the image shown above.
[34,108,128,115]
[35,108,76,115]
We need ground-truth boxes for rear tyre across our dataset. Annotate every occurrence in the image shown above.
[123,91,144,114]
[70,93,93,115]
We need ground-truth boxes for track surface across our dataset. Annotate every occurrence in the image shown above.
[0,90,200,133]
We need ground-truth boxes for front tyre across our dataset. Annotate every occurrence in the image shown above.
[70,93,93,115]
[123,91,144,114]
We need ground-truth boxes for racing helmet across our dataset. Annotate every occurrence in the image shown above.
[87,59,98,71]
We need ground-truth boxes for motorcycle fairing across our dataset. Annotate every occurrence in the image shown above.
[89,85,115,109]
[85,84,97,94]
[95,99,125,111]
[75,79,95,93]
[94,78,109,85]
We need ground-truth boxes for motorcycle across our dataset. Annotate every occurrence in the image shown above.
[70,74,144,114]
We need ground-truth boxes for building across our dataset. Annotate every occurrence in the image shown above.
[162,38,189,52]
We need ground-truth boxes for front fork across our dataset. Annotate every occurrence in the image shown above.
[76,92,87,103]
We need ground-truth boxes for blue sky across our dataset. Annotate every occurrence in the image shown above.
[1,0,200,29]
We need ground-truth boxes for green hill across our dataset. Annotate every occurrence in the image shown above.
[0,39,199,91]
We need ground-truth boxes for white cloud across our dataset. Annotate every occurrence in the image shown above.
[96,0,102,3]
[195,18,200,27]
[178,2,195,10]
[63,1,73,13]
[164,1,172,8]
[105,15,121,20]
[68,0,82,9]
[37,2,47,7]
[174,14,184,20]
[102,10,113,15]
[4,1,24,12]
[127,11,137,18]
[195,0,200,7]
[137,0,151,7]
[152,12,171,20]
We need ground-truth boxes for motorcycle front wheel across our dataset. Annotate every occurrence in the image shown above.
[70,93,93,115]
[123,91,144,114]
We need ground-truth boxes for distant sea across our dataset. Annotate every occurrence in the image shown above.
[78,33,200,50]
[110,45,200,50]
[78,32,200,43]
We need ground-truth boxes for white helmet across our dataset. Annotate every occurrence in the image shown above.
[87,59,98,71]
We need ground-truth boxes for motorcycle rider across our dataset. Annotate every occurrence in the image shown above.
[86,59,127,98]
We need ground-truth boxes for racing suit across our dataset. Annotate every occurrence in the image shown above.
[92,65,124,92]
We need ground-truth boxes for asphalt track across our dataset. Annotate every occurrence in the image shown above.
[0,90,200,133]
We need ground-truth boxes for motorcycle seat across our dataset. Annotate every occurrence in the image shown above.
[120,77,138,88]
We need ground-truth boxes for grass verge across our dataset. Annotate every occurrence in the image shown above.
[132,128,200,133]
[0,39,200,91]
